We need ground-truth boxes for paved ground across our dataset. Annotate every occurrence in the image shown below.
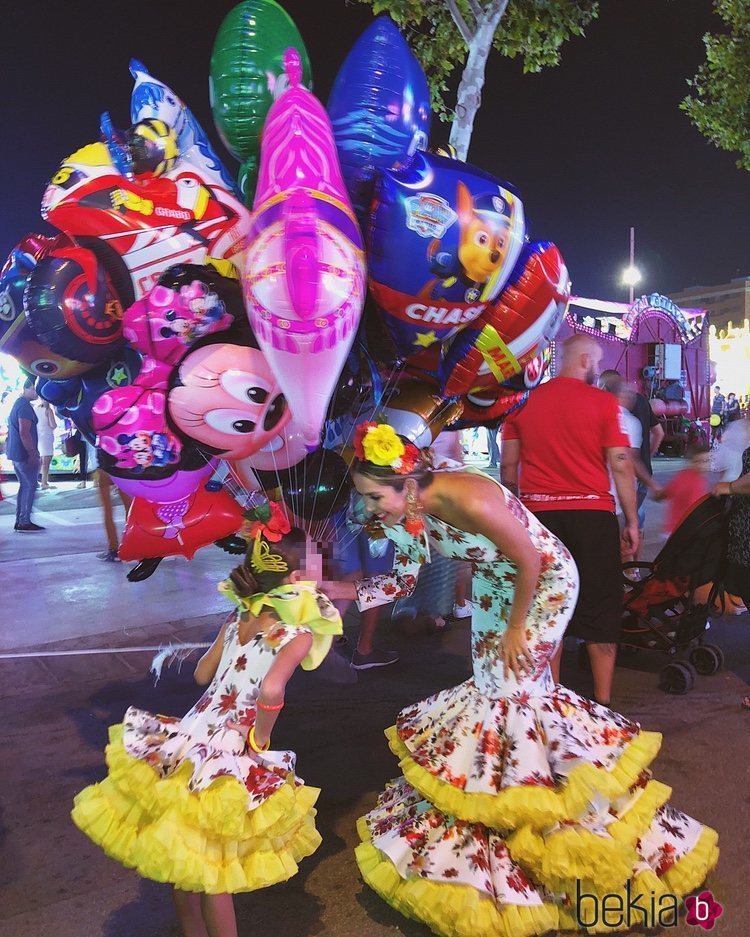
[0,461,748,937]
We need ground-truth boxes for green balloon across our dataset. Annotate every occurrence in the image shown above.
[237,155,258,207]
[209,0,312,172]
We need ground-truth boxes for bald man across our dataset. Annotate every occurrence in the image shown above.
[501,334,637,706]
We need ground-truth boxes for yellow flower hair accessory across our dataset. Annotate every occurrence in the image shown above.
[250,535,289,575]
[353,422,420,474]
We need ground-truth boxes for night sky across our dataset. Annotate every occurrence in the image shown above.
[2,0,747,301]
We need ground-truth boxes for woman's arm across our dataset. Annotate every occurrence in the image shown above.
[714,473,750,497]
[194,618,231,685]
[254,631,314,747]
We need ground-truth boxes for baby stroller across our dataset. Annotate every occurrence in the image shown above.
[618,495,729,694]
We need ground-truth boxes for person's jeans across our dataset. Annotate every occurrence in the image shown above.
[12,459,39,525]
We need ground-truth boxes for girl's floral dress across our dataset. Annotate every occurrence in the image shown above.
[72,583,341,894]
[354,470,719,937]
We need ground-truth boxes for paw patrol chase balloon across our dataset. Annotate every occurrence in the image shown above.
[368,152,525,362]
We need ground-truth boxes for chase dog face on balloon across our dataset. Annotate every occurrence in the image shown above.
[368,152,525,361]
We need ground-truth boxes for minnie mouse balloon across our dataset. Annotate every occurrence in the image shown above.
[368,151,525,364]
[244,50,365,448]
[327,16,431,221]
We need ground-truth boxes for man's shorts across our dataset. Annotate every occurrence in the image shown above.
[535,509,622,644]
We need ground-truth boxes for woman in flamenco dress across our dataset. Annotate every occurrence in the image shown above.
[324,423,719,937]
[72,504,342,937]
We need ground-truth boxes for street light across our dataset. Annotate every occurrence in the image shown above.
[621,226,641,304]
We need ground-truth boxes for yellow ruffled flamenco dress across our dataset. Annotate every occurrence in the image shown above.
[72,582,342,894]
[353,495,719,936]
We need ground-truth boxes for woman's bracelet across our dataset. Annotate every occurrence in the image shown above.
[256,699,285,712]
[248,725,270,753]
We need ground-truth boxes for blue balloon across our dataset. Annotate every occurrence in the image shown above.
[328,16,431,222]
[39,349,143,443]
[367,151,526,362]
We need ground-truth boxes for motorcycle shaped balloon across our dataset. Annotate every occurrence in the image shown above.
[439,241,570,395]
[244,49,366,449]
[327,16,431,222]
[209,0,312,204]
[368,152,526,364]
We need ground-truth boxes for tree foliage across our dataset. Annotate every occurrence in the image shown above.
[682,0,750,171]
[354,1,599,119]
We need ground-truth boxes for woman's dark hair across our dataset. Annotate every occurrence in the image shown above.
[242,527,306,594]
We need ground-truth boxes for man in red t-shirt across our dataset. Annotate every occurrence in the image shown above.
[501,334,637,706]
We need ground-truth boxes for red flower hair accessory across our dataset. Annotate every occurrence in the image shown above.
[242,500,291,543]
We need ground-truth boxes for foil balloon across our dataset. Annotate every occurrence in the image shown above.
[327,16,431,221]
[42,82,250,304]
[118,484,244,561]
[279,448,351,521]
[130,59,240,195]
[112,459,217,501]
[439,241,569,396]
[377,378,463,448]
[123,263,239,366]
[453,387,528,430]
[368,152,526,363]
[0,236,96,380]
[24,245,125,364]
[209,0,312,204]
[244,50,366,448]
[37,347,143,444]
[167,321,291,466]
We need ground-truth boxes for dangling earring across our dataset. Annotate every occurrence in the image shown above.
[404,489,425,536]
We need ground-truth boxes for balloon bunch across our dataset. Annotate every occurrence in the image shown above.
[0,1,570,577]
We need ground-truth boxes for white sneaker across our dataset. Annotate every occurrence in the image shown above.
[452,601,472,619]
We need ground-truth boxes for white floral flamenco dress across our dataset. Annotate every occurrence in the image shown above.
[354,475,719,937]
[72,583,342,894]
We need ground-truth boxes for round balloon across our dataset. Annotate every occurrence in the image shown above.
[209,0,312,203]
[328,16,431,221]
[368,152,526,363]
[280,449,351,521]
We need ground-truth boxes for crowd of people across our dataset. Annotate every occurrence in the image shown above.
[46,334,745,937]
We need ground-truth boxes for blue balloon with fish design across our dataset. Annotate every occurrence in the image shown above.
[367,151,526,363]
[327,16,431,223]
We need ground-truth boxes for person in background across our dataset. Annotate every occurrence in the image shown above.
[653,444,712,536]
[710,385,725,444]
[71,429,89,489]
[431,430,472,621]
[725,392,741,424]
[95,469,132,562]
[486,425,501,468]
[598,373,662,559]
[599,369,664,551]
[34,398,57,490]
[501,334,637,706]
[6,376,44,532]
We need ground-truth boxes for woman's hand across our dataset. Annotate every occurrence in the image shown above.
[229,565,256,598]
[500,625,534,680]
[318,580,358,601]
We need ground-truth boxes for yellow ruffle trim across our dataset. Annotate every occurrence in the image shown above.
[661,825,720,896]
[355,837,560,937]
[71,725,322,893]
[386,725,662,831]
[506,780,671,895]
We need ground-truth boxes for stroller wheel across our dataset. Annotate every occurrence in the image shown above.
[689,644,724,676]
[659,662,696,695]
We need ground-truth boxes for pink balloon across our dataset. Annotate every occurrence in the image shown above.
[244,50,365,447]
[112,459,217,502]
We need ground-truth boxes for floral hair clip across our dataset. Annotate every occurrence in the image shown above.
[353,422,421,475]
[241,500,291,544]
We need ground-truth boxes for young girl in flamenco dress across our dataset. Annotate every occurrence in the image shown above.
[323,424,719,937]
[72,504,342,937]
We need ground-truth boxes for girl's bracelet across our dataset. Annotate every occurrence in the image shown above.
[248,725,270,753]
[257,699,285,712]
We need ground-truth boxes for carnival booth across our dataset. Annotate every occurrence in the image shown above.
[553,294,710,451]
[709,320,750,400]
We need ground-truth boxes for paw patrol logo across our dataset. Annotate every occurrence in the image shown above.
[405,195,457,239]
